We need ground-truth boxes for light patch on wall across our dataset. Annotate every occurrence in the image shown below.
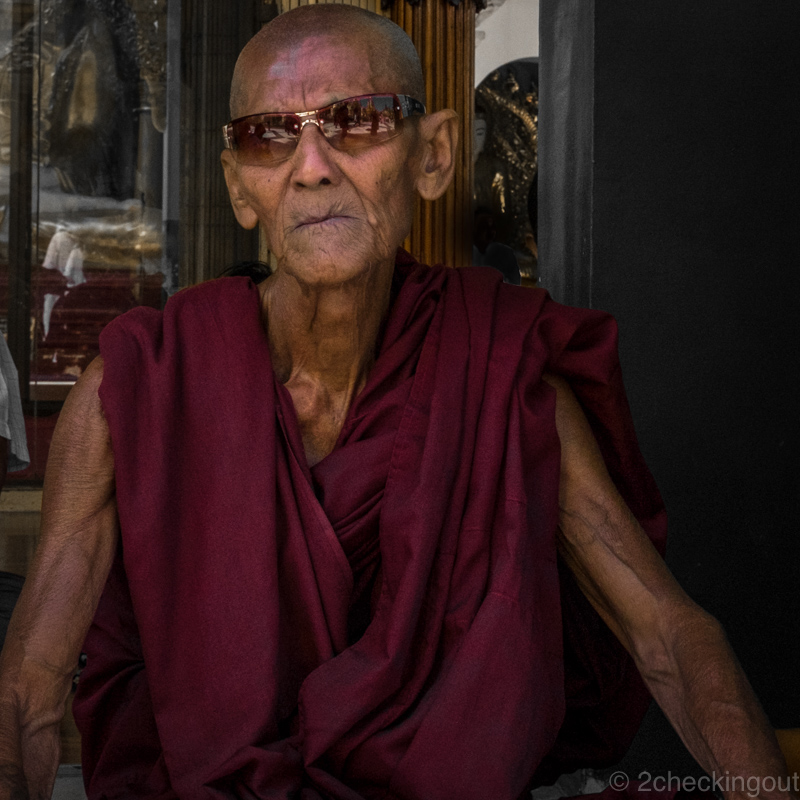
[475,0,539,87]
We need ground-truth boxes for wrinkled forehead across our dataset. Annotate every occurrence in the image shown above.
[238,34,396,115]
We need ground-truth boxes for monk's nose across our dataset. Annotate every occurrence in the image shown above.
[291,124,338,188]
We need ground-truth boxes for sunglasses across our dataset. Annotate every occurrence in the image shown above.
[222,93,426,166]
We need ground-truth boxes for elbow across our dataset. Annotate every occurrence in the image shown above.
[631,600,727,690]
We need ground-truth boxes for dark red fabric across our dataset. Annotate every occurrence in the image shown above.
[74,254,666,800]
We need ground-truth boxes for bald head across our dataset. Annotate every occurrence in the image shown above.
[230,5,425,119]
[221,4,459,275]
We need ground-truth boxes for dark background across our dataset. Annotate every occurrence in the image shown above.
[540,0,800,773]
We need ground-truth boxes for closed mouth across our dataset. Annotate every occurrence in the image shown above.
[296,214,349,230]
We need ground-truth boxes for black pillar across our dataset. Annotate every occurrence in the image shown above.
[538,0,594,307]
[540,0,800,768]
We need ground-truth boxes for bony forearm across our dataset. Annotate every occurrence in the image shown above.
[0,694,29,799]
[0,711,60,800]
[647,610,795,800]
[0,660,70,800]
[0,764,29,800]
[18,724,60,800]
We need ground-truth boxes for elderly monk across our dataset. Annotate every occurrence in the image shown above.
[0,6,794,800]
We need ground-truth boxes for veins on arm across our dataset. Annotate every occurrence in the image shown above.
[542,372,793,800]
[0,357,118,799]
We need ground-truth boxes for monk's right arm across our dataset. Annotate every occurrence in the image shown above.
[0,358,118,800]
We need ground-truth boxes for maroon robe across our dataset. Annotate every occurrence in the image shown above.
[73,253,667,800]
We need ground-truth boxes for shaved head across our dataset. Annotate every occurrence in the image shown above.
[220,3,458,288]
[230,5,425,119]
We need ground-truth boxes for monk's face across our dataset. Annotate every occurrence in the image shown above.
[223,32,423,287]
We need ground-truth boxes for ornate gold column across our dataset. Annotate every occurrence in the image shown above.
[390,1,476,268]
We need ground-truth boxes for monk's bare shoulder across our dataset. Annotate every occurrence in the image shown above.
[41,356,115,526]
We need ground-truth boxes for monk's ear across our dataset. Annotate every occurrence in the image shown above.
[414,109,459,202]
[221,150,259,230]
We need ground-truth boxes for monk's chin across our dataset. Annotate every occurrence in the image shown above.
[277,241,395,287]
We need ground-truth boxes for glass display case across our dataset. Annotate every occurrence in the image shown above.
[1,0,178,479]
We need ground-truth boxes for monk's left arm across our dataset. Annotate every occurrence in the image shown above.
[542,374,795,800]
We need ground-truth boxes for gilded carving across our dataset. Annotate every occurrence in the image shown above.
[474,59,538,280]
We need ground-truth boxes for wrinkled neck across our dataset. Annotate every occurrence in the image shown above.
[260,261,394,397]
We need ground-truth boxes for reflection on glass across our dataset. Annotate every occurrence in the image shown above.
[0,0,171,478]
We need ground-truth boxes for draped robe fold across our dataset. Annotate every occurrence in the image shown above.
[73,253,667,800]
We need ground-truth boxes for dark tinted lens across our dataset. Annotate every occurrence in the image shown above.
[230,114,299,165]
[320,96,399,150]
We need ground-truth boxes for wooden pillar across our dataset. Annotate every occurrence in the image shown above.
[179,0,264,287]
[390,1,475,268]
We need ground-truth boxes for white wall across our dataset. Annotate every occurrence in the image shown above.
[475,0,539,87]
